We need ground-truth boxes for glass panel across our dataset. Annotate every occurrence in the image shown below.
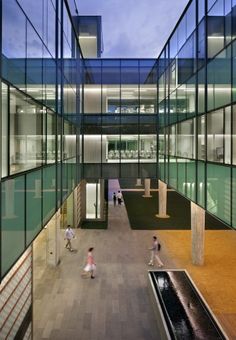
[102,85,120,113]
[1,177,25,276]
[198,0,205,22]
[207,109,224,162]
[198,68,205,114]
[1,83,8,178]
[9,88,44,174]
[169,157,177,189]
[139,135,156,162]
[207,0,225,59]
[225,106,231,164]
[63,121,76,159]
[233,105,236,165]
[26,170,42,245]
[232,167,236,228]
[197,115,206,160]
[177,159,186,195]
[120,135,138,163]
[177,119,195,158]
[2,0,26,88]
[84,85,101,114]
[140,85,156,113]
[43,165,56,225]
[186,160,196,201]
[84,135,101,163]
[47,111,56,163]
[197,161,205,207]
[207,46,231,111]
[26,22,43,102]
[207,164,231,224]
[121,85,139,114]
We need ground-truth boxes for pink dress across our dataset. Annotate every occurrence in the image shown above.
[84,252,96,272]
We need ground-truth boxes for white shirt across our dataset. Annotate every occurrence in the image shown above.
[117,192,122,199]
[65,228,74,240]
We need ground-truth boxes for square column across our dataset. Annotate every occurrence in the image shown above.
[156,180,169,218]
[136,178,142,186]
[142,178,152,198]
[191,202,205,265]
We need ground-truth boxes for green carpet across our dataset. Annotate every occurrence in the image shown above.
[122,191,230,230]
[81,220,108,229]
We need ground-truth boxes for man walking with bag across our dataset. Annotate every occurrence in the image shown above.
[64,225,75,251]
[148,236,164,267]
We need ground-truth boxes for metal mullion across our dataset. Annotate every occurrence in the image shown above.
[204,0,208,211]
[60,0,64,206]
[156,61,159,180]
[119,59,121,177]
[100,61,102,179]
[195,0,199,204]
[138,60,140,178]
[230,11,233,226]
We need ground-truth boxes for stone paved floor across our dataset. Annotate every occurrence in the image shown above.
[33,180,236,339]
[33,180,173,339]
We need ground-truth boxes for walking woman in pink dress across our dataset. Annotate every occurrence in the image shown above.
[83,247,96,279]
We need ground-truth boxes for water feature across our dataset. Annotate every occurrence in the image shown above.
[149,270,227,340]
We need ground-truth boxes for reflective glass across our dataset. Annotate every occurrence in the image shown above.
[1,177,25,276]
[43,165,56,224]
[26,170,42,245]
[207,163,231,224]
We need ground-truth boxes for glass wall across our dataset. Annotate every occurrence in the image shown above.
[157,0,236,229]
[0,0,80,280]
[82,59,157,178]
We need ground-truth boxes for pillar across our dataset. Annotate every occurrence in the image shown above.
[142,178,152,197]
[191,202,205,265]
[156,179,169,218]
[46,211,60,266]
[135,178,142,186]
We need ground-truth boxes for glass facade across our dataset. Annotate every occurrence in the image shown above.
[158,0,236,229]
[82,59,158,179]
[0,0,80,279]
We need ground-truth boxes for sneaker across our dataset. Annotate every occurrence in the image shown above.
[158,264,164,268]
[148,263,154,266]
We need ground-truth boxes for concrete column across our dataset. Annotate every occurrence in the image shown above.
[46,211,60,266]
[142,178,152,198]
[191,202,205,265]
[156,180,169,218]
[135,178,142,186]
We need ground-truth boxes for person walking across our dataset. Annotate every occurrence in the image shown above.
[83,247,96,279]
[112,192,117,206]
[148,236,164,267]
[117,190,123,205]
[64,225,75,251]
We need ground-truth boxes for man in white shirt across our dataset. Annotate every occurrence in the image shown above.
[148,236,164,267]
[117,190,123,205]
[65,225,75,251]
